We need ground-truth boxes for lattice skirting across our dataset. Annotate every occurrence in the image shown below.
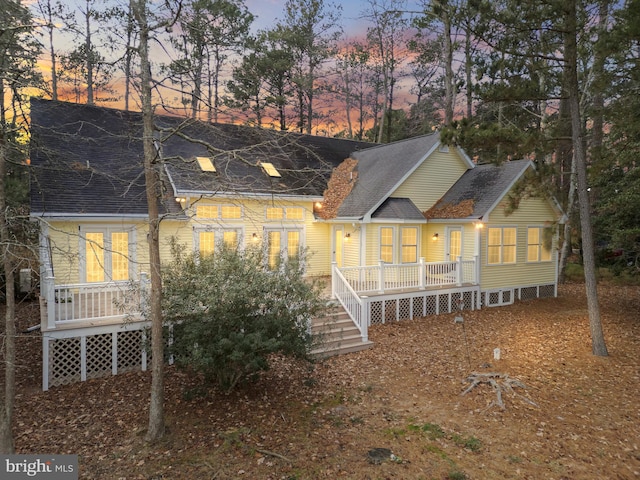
[482,283,557,307]
[369,287,480,325]
[43,323,153,390]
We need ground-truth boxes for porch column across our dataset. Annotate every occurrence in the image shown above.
[419,257,426,290]
[456,256,462,286]
[474,254,480,285]
[378,260,385,294]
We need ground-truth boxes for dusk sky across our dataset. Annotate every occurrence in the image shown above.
[245,0,425,36]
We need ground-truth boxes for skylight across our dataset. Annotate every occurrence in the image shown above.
[260,162,281,178]
[196,156,216,172]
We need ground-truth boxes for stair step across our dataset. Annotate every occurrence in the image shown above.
[310,304,374,359]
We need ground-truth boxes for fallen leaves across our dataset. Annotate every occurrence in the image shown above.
[5,283,640,479]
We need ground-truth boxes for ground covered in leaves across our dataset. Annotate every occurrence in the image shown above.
[10,283,640,479]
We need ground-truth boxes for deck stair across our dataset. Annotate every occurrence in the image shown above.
[310,303,373,358]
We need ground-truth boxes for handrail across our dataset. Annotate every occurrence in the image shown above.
[332,263,368,342]
[337,257,478,295]
[45,280,140,328]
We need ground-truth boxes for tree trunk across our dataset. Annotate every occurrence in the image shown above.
[0,133,15,454]
[558,155,576,284]
[564,0,608,356]
[133,0,166,441]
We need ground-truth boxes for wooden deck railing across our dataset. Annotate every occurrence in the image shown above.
[41,273,148,330]
[331,257,478,343]
[336,257,478,295]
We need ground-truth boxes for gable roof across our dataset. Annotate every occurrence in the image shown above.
[159,117,371,199]
[29,99,372,217]
[371,198,427,222]
[425,159,544,221]
[335,133,474,220]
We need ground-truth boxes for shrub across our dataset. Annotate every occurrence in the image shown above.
[162,243,326,391]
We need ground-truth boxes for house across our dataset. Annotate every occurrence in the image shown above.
[29,98,565,390]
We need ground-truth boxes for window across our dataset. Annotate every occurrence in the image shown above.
[196,205,218,219]
[265,229,302,270]
[266,207,284,220]
[380,227,394,263]
[401,227,418,263]
[261,162,281,177]
[197,229,240,257]
[286,207,304,220]
[487,227,517,265]
[220,205,242,219]
[527,227,552,262]
[266,206,304,221]
[84,230,132,282]
[196,156,216,172]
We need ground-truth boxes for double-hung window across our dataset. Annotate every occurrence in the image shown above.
[401,227,418,263]
[380,227,394,263]
[487,227,517,265]
[527,227,552,262]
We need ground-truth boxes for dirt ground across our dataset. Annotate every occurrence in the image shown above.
[9,283,640,479]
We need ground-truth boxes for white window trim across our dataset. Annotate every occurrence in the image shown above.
[193,225,244,253]
[379,226,396,263]
[79,225,137,283]
[400,226,419,264]
[264,206,306,222]
[526,226,553,263]
[486,226,517,266]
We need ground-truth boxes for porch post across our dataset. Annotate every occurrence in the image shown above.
[43,274,56,330]
[378,260,385,294]
[360,299,369,342]
[331,262,337,299]
[419,257,426,290]
[456,256,462,286]
[474,254,480,285]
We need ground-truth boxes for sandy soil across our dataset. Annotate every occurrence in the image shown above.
[9,283,640,479]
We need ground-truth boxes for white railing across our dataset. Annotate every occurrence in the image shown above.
[41,274,148,330]
[332,264,368,342]
[336,256,478,295]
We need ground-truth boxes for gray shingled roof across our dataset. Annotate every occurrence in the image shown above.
[429,159,533,219]
[160,118,371,198]
[337,134,441,219]
[371,198,426,221]
[29,99,372,217]
[29,98,173,217]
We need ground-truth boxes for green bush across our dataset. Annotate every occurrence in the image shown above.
[162,243,326,392]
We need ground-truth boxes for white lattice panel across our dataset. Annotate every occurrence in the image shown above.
[49,338,82,387]
[425,295,437,316]
[117,330,143,373]
[384,300,397,323]
[370,301,383,325]
[399,298,411,321]
[539,284,555,298]
[412,296,425,319]
[519,286,538,301]
[86,333,112,379]
[438,293,450,314]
